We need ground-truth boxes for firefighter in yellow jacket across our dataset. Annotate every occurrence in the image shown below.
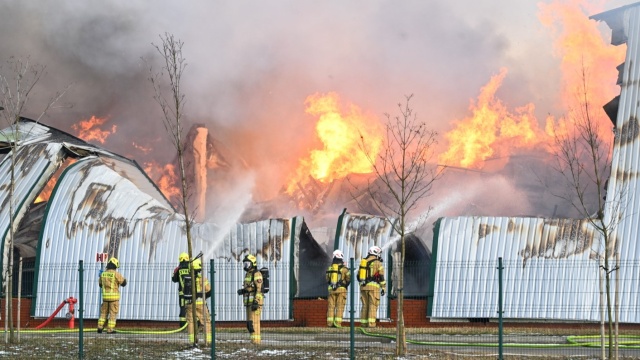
[326,249,350,327]
[182,258,212,344]
[358,246,386,328]
[97,257,127,334]
[172,252,190,328]
[237,254,263,344]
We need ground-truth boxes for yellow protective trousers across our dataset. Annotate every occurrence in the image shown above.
[246,305,262,344]
[359,285,380,327]
[185,301,212,344]
[327,288,347,327]
[97,300,120,331]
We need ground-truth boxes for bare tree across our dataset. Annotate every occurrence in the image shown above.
[0,56,67,343]
[353,94,444,356]
[147,34,200,344]
[550,66,626,360]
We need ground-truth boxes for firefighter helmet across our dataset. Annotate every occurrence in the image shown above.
[108,257,119,268]
[178,252,189,262]
[192,258,202,270]
[332,249,344,260]
[368,246,382,257]
[243,254,257,271]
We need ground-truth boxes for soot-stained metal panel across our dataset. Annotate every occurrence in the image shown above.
[334,211,396,322]
[431,216,601,321]
[0,142,65,285]
[593,3,640,324]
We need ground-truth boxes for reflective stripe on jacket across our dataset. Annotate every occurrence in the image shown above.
[100,269,126,301]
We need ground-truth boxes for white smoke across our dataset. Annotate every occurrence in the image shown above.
[0,0,632,241]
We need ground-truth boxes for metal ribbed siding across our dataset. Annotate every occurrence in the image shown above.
[36,156,179,320]
[431,217,601,320]
[36,155,297,321]
[0,142,64,283]
[208,218,298,321]
[594,4,640,324]
[333,210,395,321]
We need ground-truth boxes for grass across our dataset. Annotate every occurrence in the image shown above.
[2,325,639,359]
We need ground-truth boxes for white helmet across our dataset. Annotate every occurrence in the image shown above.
[332,249,344,260]
[368,246,382,257]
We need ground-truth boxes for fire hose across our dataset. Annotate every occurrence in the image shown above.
[35,297,77,330]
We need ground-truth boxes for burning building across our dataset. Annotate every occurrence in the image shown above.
[429,2,640,324]
[0,118,330,322]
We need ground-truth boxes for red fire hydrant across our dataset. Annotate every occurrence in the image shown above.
[65,297,78,329]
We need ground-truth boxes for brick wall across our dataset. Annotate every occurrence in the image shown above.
[2,297,430,329]
[293,298,327,327]
[5,297,638,333]
[292,298,431,328]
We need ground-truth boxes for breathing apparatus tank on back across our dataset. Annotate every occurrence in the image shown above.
[357,258,368,284]
[328,263,340,289]
[327,249,345,290]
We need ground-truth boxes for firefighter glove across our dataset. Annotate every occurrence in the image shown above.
[237,288,246,296]
[251,300,259,311]
[381,289,385,296]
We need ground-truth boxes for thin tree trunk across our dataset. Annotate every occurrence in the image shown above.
[7,146,15,343]
[605,256,613,360]
[599,257,605,360]
[614,253,620,360]
[395,233,407,356]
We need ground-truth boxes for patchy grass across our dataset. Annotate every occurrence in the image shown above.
[2,326,639,359]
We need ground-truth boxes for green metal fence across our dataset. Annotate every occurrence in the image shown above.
[0,259,639,359]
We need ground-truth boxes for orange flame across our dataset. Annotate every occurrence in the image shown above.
[439,68,546,168]
[144,161,181,203]
[539,0,623,141]
[132,141,152,154]
[439,1,622,169]
[35,158,77,203]
[71,115,117,144]
[286,92,384,194]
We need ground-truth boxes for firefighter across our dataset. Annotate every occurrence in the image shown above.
[97,257,127,334]
[326,249,350,327]
[181,258,212,344]
[237,254,263,344]
[171,252,190,328]
[358,246,386,328]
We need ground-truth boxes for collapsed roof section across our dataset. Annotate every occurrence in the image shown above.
[0,118,317,321]
[0,118,173,277]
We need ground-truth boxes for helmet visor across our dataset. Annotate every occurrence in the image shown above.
[243,261,252,271]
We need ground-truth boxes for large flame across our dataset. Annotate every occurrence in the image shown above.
[286,92,384,194]
[539,0,623,141]
[71,115,117,144]
[144,161,181,203]
[439,1,622,169]
[439,68,546,168]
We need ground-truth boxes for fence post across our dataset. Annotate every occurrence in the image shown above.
[79,260,84,360]
[210,259,215,360]
[17,257,22,343]
[497,257,503,360]
[349,257,355,360]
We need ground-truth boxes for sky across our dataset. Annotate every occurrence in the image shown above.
[0,0,637,241]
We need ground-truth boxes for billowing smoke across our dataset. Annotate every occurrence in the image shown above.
[0,1,629,250]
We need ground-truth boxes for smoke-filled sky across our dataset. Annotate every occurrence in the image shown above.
[0,0,635,237]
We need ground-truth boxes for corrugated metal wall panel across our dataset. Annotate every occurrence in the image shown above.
[600,4,640,324]
[0,143,64,283]
[432,217,602,320]
[37,158,298,323]
[208,218,297,321]
[334,211,395,321]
